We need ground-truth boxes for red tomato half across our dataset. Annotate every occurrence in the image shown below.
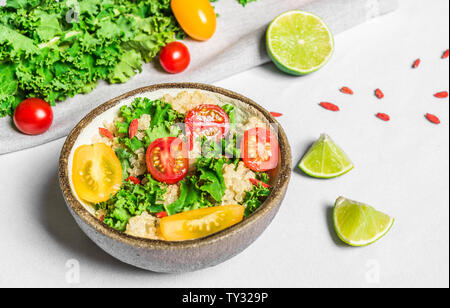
[146,137,189,184]
[13,98,53,135]
[241,127,279,172]
[185,104,230,149]
[159,41,190,74]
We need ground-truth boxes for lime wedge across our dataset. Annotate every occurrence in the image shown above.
[299,134,353,178]
[266,10,334,75]
[333,197,394,246]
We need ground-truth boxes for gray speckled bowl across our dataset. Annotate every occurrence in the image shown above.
[59,83,292,273]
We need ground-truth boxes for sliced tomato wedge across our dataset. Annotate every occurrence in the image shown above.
[241,127,279,172]
[72,143,122,203]
[160,205,245,241]
[185,104,230,149]
[146,137,189,184]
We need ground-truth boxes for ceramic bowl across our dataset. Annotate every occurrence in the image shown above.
[59,83,292,273]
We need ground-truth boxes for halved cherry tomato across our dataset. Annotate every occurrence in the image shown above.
[13,98,53,135]
[159,41,190,74]
[146,137,189,184]
[171,0,216,41]
[160,205,245,241]
[185,104,230,149]
[241,127,279,172]
[72,143,122,203]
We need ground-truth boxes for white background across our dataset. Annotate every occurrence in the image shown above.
[0,0,448,288]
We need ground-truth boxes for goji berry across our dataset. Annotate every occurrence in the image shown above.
[412,58,421,68]
[249,178,271,188]
[375,89,384,99]
[425,113,440,124]
[319,102,339,111]
[99,127,114,139]
[340,87,354,95]
[442,49,449,59]
[129,118,139,139]
[270,112,283,117]
[376,113,390,121]
[434,91,448,98]
[125,176,141,185]
[156,211,168,218]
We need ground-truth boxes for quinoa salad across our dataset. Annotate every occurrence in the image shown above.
[71,91,280,241]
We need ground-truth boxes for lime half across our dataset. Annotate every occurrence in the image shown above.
[299,134,353,179]
[266,10,334,75]
[333,197,394,246]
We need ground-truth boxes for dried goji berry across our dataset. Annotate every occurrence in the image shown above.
[129,118,139,139]
[425,113,440,124]
[434,91,448,98]
[375,89,384,99]
[125,176,141,185]
[319,102,339,112]
[340,87,354,95]
[442,49,449,59]
[249,178,271,188]
[270,112,283,117]
[412,58,421,68]
[376,113,390,121]
[99,127,114,139]
[156,211,168,218]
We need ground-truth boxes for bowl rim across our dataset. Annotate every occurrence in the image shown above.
[59,82,292,250]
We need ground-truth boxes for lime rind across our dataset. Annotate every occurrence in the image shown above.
[299,134,353,179]
[333,197,394,247]
[266,10,334,75]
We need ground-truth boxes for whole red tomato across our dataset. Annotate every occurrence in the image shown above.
[13,98,53,135]
[159,41,190,74]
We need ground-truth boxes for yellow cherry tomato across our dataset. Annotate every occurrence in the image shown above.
[72,143,122,203]
[160,205,245,241]
[171,0,217,41]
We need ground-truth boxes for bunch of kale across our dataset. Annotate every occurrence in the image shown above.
[0,0,182,117]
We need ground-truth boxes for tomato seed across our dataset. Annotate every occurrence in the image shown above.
[434,91,448,98]
[376,113,390,121]
[442,49,449,59]
[99,127,114,139]
[270,112,283,117]
[425,113,441,124]
[375,89,384,99]
[412,58,421,68]
[129,118,139,139]
[319,102,340,111]
[340,87,354,95]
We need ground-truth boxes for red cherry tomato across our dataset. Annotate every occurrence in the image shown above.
[146,137,189,184]
[241,127,279,172]
[159,42,190,74]
[185,104,230,149]
[13,98,53,135]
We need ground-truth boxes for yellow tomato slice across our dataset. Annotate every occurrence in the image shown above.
[171,0,216,41]
[72,143,122,203]
[160,205,245,241]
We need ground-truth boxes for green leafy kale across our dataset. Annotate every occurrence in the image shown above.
[166,156,228,215]
[0,0,183,117]
[243,182,271,217]
[95,175,166,231]
[117,97,184,148]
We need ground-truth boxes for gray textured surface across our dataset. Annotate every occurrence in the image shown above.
[0,0,447,287]
[0,0,399,154]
